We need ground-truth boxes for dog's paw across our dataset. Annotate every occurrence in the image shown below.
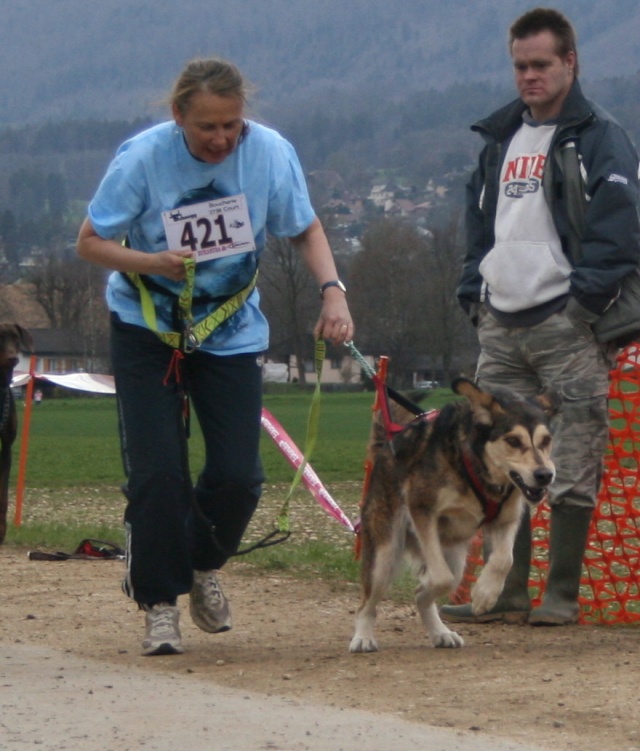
[349,635,379,653]
[471,593,499,615]
[431,629,464,649]
[471,580,501,615]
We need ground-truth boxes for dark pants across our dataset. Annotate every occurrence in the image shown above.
[110,315,264,607]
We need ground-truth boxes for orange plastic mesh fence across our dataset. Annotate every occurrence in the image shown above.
[451,345,640,624]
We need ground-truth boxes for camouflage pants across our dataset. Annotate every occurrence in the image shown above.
[476,307,612,509]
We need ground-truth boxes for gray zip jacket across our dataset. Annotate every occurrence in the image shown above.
[458,79,640,326]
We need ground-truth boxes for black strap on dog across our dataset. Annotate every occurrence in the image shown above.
[372,373,436,440]
[343,340,435,440]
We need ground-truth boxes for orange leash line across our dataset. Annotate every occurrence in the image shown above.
[354,356,389,560]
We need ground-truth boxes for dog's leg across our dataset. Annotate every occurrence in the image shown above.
[415,541,467,648]
[0,445,11,544]
[415,593,465,648]
[410,511,465,648]
[471,517,519,614]
[350,538,399,653]
[0,384,17,545]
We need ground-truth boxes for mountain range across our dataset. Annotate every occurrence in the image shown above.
[2,0,640,128]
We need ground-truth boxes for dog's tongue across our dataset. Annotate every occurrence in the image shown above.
[509,471,548,504]
[526,487,547,504]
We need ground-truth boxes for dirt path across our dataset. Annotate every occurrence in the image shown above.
[1,546,638,751]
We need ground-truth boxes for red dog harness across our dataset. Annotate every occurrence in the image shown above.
[461,449,512,524]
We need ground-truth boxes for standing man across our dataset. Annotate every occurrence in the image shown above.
[443,8,640,626]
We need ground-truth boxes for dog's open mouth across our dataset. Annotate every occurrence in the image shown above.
[509,471,547,504]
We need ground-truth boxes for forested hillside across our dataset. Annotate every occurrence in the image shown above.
[3,69,640,222]
[1,0,639,127]
[3,0,640,383]
[2,0,639,213]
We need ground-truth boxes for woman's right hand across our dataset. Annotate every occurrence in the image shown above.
[77,218,194,281]
[148,250,194,282]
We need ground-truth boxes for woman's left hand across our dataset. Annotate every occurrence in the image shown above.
[313,290,354,344]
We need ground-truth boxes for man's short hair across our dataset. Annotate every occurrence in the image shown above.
[509,7,579,76]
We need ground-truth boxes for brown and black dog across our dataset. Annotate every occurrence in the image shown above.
[349,377,558,653]
[0,323,33,543]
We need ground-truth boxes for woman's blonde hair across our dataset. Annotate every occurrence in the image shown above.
[170,57,252,115]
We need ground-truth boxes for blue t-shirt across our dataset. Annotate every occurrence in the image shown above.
[88,120,316,354]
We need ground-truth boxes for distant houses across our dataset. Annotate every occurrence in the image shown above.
[12,327,107,379]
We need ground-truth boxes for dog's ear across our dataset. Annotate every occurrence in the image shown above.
[452,377,502,426]
[531,388,560,419]
[14,324,33,353]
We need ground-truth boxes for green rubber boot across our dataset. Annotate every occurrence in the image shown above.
[528,504,592,626]
[439,506,532,624]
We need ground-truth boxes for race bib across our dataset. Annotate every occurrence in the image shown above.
[161,193,256,263]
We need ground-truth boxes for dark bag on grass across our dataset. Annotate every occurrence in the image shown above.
[28,538,125,561]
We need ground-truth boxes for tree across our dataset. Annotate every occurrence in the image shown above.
[348,217,433,386]
[419,212,479,381]
[24,240,110,371]
[0,209,19,266]
[46,172,69,217]
[348,214,477,387]
[8,168,48,221]
[259,235,319,385]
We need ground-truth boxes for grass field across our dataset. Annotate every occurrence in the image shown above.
[5,387,450,592]
[12,388,454,489]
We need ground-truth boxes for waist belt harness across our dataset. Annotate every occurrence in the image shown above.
[123,258,258,352]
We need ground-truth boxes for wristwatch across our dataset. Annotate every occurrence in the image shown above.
[320,280,347,297]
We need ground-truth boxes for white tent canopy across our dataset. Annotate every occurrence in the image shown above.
[11,371,115,394]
